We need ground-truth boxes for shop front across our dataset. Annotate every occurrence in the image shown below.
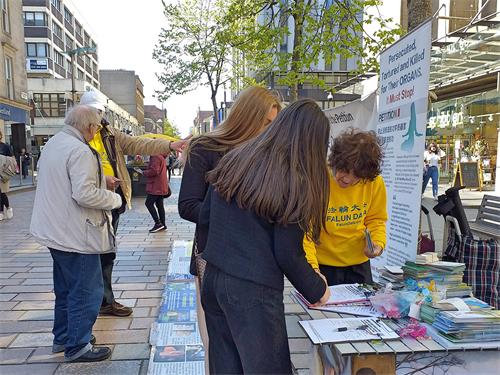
[428,20,500,191]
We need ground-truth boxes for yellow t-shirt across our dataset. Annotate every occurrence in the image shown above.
[89,131,115,177]
[304,173,387,268]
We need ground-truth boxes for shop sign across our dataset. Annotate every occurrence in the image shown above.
[428,111,463,128]
[26,58,48,72]
[0,102,27,123]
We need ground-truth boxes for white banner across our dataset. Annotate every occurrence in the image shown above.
[324,91,377,141]
[371,20,432,271]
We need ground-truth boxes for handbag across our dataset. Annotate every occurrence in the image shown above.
[193,238,207,281]
[163,185,172,199]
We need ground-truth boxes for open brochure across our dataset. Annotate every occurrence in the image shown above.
[148,345,205,375]
[299,317,399,344]
[294,284,371,306]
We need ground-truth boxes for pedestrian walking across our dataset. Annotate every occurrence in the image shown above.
[178,85,281,371]
[136,153,170,233]
[30,105,122,362]
[79,90,186,317]
[303,129,387,286]
[167,152,175,180]
[422,142,445,200]
[0,130,14,221]
[200,99,331,373]
[20,148,30,178]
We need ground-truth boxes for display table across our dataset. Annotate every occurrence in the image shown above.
[292,293,500,375]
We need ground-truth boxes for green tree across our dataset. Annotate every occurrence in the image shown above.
[163,118,181,138]
[154,0,234,125]
[232,0,404,101]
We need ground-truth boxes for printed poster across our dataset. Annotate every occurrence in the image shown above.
[147,345,205,375]
[371,20,432,272]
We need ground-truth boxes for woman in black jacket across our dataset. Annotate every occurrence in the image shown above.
[178,86,281,370]
[200,99,331,374]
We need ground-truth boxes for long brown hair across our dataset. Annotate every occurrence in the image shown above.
[207,99,330,242]
[187,86,281,156]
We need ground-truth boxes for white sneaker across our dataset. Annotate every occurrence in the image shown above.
[5,207,13,219]
[0,212,4,221]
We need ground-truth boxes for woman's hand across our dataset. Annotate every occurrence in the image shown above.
[311,268,330,306]
[364,244,383,258]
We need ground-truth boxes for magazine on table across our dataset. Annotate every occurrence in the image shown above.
[299,317,399,344]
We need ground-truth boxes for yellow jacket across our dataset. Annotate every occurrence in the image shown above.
[304,173,387,268]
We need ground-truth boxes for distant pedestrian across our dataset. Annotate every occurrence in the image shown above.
[30,105,122,362]
[167,152,175,180]
[20,148,30,178]
[0,130,14,221]
[179,85,281,372]
[200,99,331,373]
[422,142,445,200]
[135,153,170,233]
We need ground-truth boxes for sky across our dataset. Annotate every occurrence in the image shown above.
[69,0,213,137]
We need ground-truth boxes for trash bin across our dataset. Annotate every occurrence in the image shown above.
[127,165,147,197]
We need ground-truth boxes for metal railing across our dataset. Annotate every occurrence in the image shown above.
[9,155,38,188]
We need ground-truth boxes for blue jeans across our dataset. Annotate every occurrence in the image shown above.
[422,166,439,197]
[50,248,103,360]
[201,263,292,374]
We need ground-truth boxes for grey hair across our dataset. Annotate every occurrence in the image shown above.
[64,105,101,132]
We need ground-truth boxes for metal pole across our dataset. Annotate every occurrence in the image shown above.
[71,53,76,106]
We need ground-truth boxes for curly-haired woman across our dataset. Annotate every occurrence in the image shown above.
[304,128,388,286]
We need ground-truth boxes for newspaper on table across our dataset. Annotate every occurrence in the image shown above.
[299,317,399,344]
[167,242,194,282]
[147,345,205,375]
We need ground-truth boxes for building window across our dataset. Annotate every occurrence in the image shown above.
[32,93,66,117]
[23,11,47,27]
[75,22,82,36]
[85,55,91,67]
[26,43,49,57]
[64,7,73,24]
[52,21,63,39]
[77,69,84,80]
[4,56,13,99]
[51,0,61,12]
[1,0,10,34]
[54,50,64,68]
[66,34,74,50]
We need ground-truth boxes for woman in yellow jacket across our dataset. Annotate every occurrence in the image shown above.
[304,129,388,285]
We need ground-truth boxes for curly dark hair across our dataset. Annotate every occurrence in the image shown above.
[328,128,383,180]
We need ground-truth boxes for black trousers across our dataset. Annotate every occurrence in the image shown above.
[319,260,373,286]
[201,263,292,374]
[145,194,165,225]
[0,191,9,211]
[100,208,120,306]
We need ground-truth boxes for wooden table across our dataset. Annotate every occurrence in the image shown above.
[292,293,500,375]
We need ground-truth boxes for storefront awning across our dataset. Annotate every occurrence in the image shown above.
[429,20,500,90]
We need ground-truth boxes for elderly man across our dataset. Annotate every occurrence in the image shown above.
[31,105,122,362]
[79,91,186,317]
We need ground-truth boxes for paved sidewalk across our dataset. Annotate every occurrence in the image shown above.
[0,176,194,375]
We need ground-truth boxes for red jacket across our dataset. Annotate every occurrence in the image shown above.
[143,155,169,196]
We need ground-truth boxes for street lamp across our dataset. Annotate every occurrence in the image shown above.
[64,46,97,105]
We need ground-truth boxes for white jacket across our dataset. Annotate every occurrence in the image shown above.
[30,125,122,254]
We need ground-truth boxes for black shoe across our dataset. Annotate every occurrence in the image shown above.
[52,334,96,353]
[67,346,111,362]
[149,223,166,233]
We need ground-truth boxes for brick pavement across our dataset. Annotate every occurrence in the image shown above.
[0,176,317,374]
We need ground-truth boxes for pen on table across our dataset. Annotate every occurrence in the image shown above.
[332,325,368,332]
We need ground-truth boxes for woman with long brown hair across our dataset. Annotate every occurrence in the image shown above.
[199,99,331,374]
[178,85,281,370]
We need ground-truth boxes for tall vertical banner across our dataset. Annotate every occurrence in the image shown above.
[371,20,432,271]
